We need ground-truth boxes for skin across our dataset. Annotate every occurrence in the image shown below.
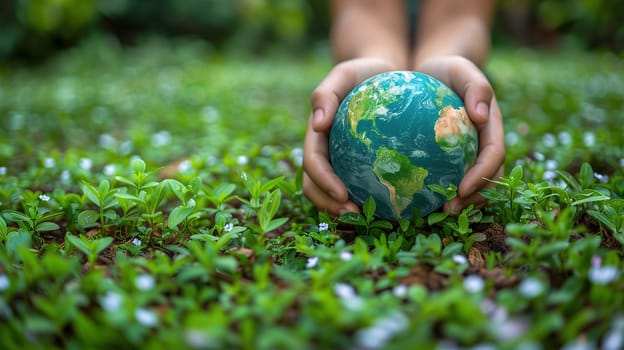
[303,0,505,217]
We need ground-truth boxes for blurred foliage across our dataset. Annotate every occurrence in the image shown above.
[0,0,330,61]
[1,0,623,61]
[495,0,624,51]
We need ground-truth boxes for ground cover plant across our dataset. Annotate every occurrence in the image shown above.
[1,37,623,349]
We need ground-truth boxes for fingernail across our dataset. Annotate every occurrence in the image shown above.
[313,108,324,124]
[476,102,489,119]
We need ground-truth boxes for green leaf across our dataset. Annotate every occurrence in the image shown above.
[165,179,187,202]
[509,164,524,182]
[35,222,60,232]
[66,234,91,256]
[132,158,146,174]
[571,194,610,206]
[428,212,448,226]
[0,216,7,239]
[536,241,569,258]
[458,211,471,234]
[6,230,32,256]
[94,237,114,254]
[578,162,594,188]
[263,217,288,233]
[260,176,285,193]
[114,192,145,205]
[587,210,616,232]
[77,210,99,228]
[2,210,31,223]
[338,212,367,226]
[370,220,394,230]
[97,180,111,197]
[168,205,196,229]
[81,182,101,206]
[363,196,376,222]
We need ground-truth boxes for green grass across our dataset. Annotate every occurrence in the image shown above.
[1,36,623,349]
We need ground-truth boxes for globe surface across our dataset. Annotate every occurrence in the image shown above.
[329,71,478,220]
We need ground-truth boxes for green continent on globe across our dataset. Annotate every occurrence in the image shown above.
[347,82,402,148]
[373,147,429,218]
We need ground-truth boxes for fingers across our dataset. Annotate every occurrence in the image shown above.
[417,56,505,211]
[458,97,505,200]
[303,172,360,217]
[445,165,504,214]
[303,115,359,217]
[310,58,398,133]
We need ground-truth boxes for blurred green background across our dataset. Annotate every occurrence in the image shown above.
[1,0,623,61]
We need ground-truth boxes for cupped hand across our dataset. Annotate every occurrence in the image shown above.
[415,55,505,214]
[303,58,401,217]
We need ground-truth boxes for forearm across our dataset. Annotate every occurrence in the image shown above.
[330,0,409,69]
[412,0,495,69]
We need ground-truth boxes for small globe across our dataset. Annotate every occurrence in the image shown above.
[329,71,478,220]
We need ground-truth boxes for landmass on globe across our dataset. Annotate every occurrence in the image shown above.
[329,71,478,220]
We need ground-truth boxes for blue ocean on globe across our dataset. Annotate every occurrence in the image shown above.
[329,71,478,220]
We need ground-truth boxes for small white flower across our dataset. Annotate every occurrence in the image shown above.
[533,152,545,161]
[187,198,196,207]
[318,222,329,232]
[43,157,56,168]
[505,132,519,146]
[237,155,248,166]
[518,277,544,298]
[589,265,618,285]
[543,170,557,181]
[542,133,557,147]
[132,238,142,246]
[290,147,303,166]
[583,132,596,147]
[99,133,117,149]
[60,170,71,183]
[0,167,6,175]
[119,140,133,155]
[80,158,93,170]
[545,159,558,170]
[100,291,122,312]
[135,274,155,291]
[0,274,10,291]
[495,318,528,340]
[38,194,50,202]
[339,251,353,261]
[594,172,609,183]
[103,164,116,176]
[334,283,363,310]
[135,308,158,327]
[178,159,192,173]
[620,158,624,168]
[603,329,623,350]
[392,284,408,298]
[184,329,214,349]
[223,223,234,232]
[306,256,318,269]
[355,312,408,349]
[463,275,485,293]
[452,254,468,265]
[558,131,572,145]
[151,130,171,147]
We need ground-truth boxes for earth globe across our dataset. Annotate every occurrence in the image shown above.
[329,71,478,220]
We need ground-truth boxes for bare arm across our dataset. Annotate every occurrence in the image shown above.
[330,0,409,68]
[413,0,495,68]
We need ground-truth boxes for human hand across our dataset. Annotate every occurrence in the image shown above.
[303,58,400,217]
[415,55,505,214]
